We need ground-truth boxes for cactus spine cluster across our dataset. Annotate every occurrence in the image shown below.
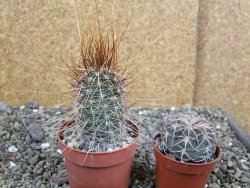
[159,113,218,163]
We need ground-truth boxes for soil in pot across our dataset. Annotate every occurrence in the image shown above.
[57,120,140,188]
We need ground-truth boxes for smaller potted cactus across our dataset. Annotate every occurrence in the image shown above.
[154,112,221,188]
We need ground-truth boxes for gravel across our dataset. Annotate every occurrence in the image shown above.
[0,102,250,188]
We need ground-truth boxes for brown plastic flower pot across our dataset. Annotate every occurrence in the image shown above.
[153,134,221,188]
[57,120,140,188]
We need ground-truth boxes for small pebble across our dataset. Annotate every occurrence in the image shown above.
[216,125,221,130]
[122,141,129,147]
[240,159,246,163]
[127,136,134,143]
[0,101,8,112]
[227,161,233,167]
[41,143,50,149]
[39,106,44,113]
[8,161,17,169]
[55,111,62,115]
[8,145,18,153]
[32,109,39,113]
[27,123,44,142]
[138,111,144,115]
[13,122,22,131]
[170,107,175,111]
[107,148,114,152]
[67,142,74,148]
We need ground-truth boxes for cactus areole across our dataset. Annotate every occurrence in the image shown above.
[154,113,221,188]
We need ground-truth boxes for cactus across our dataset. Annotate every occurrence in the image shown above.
[74,67,127,137]
[64,31,133,152]
[159,113,218,163]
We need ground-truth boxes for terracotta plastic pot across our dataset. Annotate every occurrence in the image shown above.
[57,120,140,188]
[153,134,221,188]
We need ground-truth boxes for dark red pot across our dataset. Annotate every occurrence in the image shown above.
[153,134,221,188]
[57,120,140,188]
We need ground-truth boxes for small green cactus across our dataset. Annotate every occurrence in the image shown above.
[159,113,218,163]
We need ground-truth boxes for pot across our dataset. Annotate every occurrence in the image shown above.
[153,134,221,188]
[57,120,140,188]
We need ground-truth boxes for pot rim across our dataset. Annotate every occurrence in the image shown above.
[153,133,221,167]
[57,119,141,155]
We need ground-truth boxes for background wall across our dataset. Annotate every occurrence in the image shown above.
[194,0,250,134]
[0,0,249,134]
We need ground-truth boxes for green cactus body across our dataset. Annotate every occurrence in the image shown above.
[65,29,134,152]
[160,113,218,163]
[75,67,127,138]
